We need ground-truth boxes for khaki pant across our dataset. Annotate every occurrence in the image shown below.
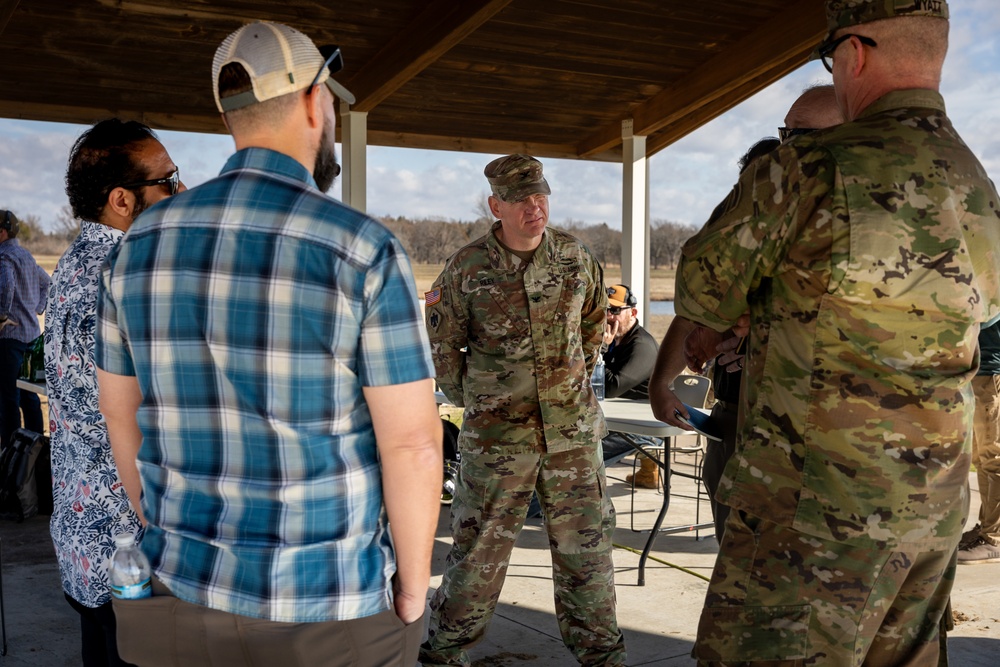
[112,577,422,667]
[972,374,1000,544]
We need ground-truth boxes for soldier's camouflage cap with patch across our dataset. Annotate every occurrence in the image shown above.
[825,0,948,37]
[484,154,551,202]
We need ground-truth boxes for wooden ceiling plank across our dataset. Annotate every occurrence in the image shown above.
[96,0,288,24]
[0,0,21,36]
[365,128,621,162]
[489,2,777,48]
[344,0,514,112]
[576,0,825,157]
[0,99,226,134]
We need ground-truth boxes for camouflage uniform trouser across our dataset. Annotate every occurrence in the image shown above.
[972,374,1000,545]
[693,510,957,666]
[419,445,626,667]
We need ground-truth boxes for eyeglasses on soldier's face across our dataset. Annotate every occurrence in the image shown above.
[309,45,344,90]
[778,127,817,143]
[116,169,181,196]
[607,306,626,315]
[818,33,877,73]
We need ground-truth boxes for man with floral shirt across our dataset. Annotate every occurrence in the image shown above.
[45,118,183,667]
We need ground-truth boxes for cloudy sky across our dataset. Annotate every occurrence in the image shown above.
[2,1,998,232]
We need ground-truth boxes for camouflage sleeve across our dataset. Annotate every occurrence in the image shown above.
[675,143,834,331]
[424,263,468,407]
[580,249,608,375]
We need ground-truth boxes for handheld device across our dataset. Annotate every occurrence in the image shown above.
[674,404,722,441]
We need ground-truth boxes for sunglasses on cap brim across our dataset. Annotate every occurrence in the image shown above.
[309,45,356,105]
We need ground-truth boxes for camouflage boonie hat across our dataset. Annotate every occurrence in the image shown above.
[825,0,948,36]
[484,154,551,202]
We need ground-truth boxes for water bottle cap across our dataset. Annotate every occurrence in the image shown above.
[114,533,136,548]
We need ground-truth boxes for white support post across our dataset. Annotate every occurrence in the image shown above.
[340,104,368,212]
[621,119,650,325]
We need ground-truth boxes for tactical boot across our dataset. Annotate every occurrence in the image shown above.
[626,455,660,489]
[960,523,981,549]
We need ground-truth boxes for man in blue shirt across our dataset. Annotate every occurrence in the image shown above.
[0,209,49,450]
[96,21,442,666]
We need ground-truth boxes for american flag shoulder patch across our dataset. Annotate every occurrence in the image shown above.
[425,289,441,306]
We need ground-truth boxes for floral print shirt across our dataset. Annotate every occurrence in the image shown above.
[45,221,141,607]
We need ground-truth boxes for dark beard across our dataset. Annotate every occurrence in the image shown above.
[313,123,340,193]
[130,190,149,219]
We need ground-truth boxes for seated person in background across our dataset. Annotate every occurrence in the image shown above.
[602,284,661,488]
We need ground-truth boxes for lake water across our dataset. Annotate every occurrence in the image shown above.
[648,300,675,315]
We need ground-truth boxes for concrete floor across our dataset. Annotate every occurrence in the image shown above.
[2,454,999,666]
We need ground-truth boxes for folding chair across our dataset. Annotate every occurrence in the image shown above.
[667,375,712,538]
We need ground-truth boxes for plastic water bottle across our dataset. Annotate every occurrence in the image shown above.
[108,533,152,600]
[592,354,605,401]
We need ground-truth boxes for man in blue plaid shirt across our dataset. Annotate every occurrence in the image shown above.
[96,22,442,666]
[0,209,50,450]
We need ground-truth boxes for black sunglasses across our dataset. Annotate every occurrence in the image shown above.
[607,306,625,315]
[309,45,344,90]
[818,34,877,73]
[117,169,180,196]
[778,127,816,143]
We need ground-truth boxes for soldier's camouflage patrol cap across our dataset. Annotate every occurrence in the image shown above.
[825,0,948,36]
[484,154,551,202]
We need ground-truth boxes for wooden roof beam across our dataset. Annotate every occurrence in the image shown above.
[577,0,826,158]
[364,129,622,162]
[645,42,817,157]
[344,0,514,113]
[0,100,227,134]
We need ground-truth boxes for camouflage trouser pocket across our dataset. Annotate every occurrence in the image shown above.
[693,604,811,664]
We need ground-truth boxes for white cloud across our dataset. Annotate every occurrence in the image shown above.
[0,122,79,226]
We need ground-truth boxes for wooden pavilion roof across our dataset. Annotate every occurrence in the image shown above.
[0,0,826,161]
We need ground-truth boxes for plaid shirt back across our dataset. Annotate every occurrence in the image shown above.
[96,148,434,622]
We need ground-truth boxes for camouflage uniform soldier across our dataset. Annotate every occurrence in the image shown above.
[420,155,626,667]
[675,1,1000,665]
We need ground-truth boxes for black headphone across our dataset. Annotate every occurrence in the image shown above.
[608,284,637,307]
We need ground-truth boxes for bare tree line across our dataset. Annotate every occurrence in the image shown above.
[8,205,81,256]
[9,201,698,269]
[381,216,699,268]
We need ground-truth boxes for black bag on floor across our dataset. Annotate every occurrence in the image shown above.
[441,419,460,505]
[0,429,50,522]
